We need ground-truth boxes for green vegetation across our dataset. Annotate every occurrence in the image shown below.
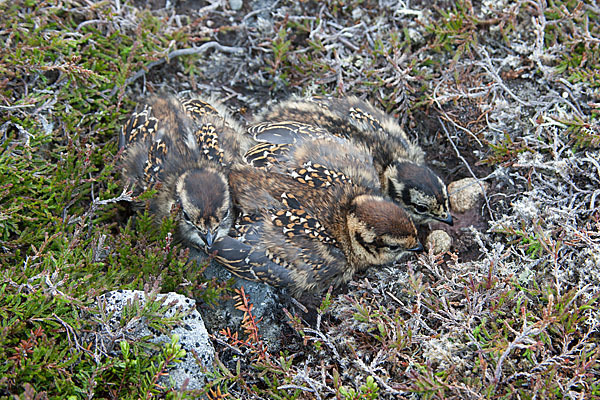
[0,1,222,397]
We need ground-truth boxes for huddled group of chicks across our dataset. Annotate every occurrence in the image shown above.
[120,94,453,296]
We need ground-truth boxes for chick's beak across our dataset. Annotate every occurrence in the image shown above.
[435,213,454,226]
[408,242,424,252]
[203,230,216,248]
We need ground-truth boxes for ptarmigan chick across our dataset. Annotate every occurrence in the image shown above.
[211,134,422,296]
[255,96,453,225]
[120,95,238,250]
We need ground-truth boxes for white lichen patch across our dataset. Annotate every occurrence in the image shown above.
[422,335,466,371]
[511,195,541,221]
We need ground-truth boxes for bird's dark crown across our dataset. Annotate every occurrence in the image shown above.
[176,168,230,228]
[383,160,451,224]
[351,194,417,238]
[346,194,421,265]
[389,161,444,200]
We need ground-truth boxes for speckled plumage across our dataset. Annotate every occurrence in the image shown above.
[211,134,422,296]
[245,121,381,191]
[256,96,453,225]
[180,97,253,163]
[120,95,238,251]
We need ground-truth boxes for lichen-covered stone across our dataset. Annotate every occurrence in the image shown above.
[229,0,243,10]
[448,177,489,213]
[97,290,214,390]
[426,229,452,254]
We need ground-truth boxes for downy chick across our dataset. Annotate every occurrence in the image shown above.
[120,95,235,250]
[211,135,422,296]
[255,96,452,225]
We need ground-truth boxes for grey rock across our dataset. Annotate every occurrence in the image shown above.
[448,177,489,214]
[193,249,283,351]
[229,0,243,11]
[425,229,452,254]
[98,290,214,390]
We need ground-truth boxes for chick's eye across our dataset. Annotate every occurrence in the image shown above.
[387,245,400,251]
[413,204,428,214]
[354,232,374,246]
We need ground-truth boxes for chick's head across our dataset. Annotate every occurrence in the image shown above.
[175,168,232,249]
[383,161,452,225]
[346,194,422,267]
